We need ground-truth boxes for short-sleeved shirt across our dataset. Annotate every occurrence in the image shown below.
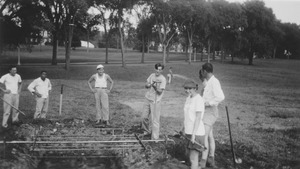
[28,77,52,98]
[0,73,22,94]
[184,94,205,136]
[145,73,166,102]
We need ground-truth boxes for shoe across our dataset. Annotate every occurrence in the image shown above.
[95,120,102,124]
[207,156,217,168]
[199,159,207,168]
[2,124,8,128]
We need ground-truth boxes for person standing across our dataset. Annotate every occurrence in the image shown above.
[181,81,205,169]
[141,63,166,140]
[199,63,225,168]
[88,64,114,125]
[27,71,52,119]
[0,65,22,128]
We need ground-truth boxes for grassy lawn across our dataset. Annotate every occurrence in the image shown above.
[0,48,299,168]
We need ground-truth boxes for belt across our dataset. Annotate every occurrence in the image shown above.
[95,87,107,89]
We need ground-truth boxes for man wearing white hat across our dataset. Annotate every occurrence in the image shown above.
[88,64,114,125]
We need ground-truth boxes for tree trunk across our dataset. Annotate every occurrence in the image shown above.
[163,44,167,65]
[147,38,150,54]
[51,30,58,65]
[248,51,253,65]
[65,24,74,70]
[207,39,211,63]
[141,34,145,63]
[104,25,108,64]
[166,45,170,63]
[273,46,277,59]
[118,18,126,67]
[188,44,192,64]
[87,30,89,53]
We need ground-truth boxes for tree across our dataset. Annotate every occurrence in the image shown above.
[63,0,88,70]
[242,0,277,65]
[151,0,181,65]
[176,0,207,64]
[102,0,139,67]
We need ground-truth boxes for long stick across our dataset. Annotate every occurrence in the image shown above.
[0,97,25,115]
[226,106,237,168]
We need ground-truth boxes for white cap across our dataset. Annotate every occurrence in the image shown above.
[96,64,104,69]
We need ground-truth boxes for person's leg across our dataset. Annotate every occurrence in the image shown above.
[34,97,44,119]
[11,94,20,122]
[2,94,12,127]
[200,124,212,168]
[207,127,217,168]
[41,98,49,118]
[141,101,151,133]
[100,89,109,123]
[151,101,161,140]
[190,150,199,169]
[94,89,102,121]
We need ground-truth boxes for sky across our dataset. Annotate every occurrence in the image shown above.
[227,0,300,25]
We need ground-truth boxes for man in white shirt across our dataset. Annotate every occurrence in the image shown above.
[0,65,22,128]
[141,63,167,140]
[199,63,225,168]
[28,71,52,119]
[88,64,114,126]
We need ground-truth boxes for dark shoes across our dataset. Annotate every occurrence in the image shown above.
[207,156,217,168]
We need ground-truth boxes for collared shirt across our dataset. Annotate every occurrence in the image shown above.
[28,77,52,98]
[0,73,22,94]
[203,75,225,106]
[145,73,166,102]
[184,94,205,135]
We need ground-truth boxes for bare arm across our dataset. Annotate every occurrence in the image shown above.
[106,75,114,91]
[87,75,96,92]
[191,111,202,143]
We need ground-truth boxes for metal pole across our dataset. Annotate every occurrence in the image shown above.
[59,84,64,116]
[226,106,237,168]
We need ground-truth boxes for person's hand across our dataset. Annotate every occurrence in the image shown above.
[4,89,11,94]
[92,89,97,93]
[191,134,195,144]
[106,89,111,93]
[35,92,42,98]
[205,102,210,106]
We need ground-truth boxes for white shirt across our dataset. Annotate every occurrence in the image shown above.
[145,73,166,102]
[94,73,107,88]
[28,77,52,98]
[0,73,22,94]
[184,94,205,135]
[203,75,225,106]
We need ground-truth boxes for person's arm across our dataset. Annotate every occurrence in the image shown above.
[191,110,202,143]
[17,75,22,94]
[48,79,52,92]
[0,76,11,94]
[106,75,114,92]
[145,74,152,88]
[27,80,41,97]
[87,75,96,93]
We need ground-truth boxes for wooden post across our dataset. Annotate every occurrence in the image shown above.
[59,85,64,116]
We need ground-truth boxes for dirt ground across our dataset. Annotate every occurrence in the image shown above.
[0,60,300,169]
